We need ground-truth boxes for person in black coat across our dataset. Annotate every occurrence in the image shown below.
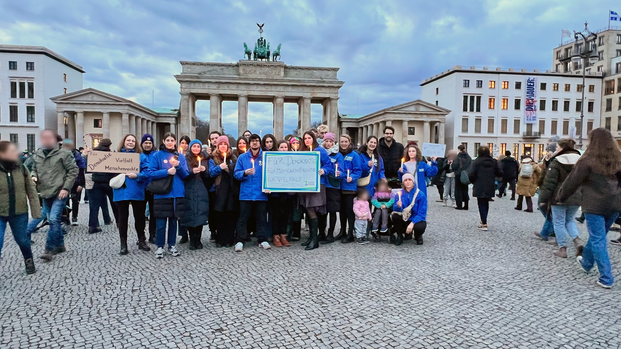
[86,139,119,234]
[181,140,211,250]
[498,150,519,199]
[430,157,446,202]
[469,146,503,231]
[209,136,239,248]
[451,144,472,210]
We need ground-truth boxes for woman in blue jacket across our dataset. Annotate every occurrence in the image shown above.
[398,144,438,197]
[358,136,386,198]
[113,134,150,255]
[148,132,190,259]
[318,132,344,244]
[181,139,210,250]
[338,134,362,243]
[391,173,427,246]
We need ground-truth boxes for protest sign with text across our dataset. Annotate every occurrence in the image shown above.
[87,151,141,174]
[262,151,320,193]
[422,143,446,158]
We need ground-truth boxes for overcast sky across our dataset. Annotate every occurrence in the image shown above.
[0,0,616,136]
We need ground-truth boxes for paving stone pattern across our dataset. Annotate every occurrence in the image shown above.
[1,191,621,348]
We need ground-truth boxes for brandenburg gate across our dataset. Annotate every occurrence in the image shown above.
[175,25,344,139]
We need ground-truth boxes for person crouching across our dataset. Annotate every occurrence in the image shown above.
[391,173,427,246]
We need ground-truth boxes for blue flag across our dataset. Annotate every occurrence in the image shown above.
[611,10,619,21]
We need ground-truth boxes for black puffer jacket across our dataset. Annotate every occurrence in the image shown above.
[469,156,503,198]
[452,151,472,177]
[539,149,581,206]
[559,158,621,215]
[500,157,519,180]
[212,155,239,213]
[431,157,446,186]
[181,153,210,227]
[378,138,404,179]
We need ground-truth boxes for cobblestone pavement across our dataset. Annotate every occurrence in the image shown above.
[1,190,621,348]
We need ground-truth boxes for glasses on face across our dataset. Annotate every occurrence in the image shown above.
[384,132,393,136]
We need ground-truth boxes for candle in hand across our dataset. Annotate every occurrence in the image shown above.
[398,191,402,202]
[401,157,405,168]
[178,146,183,154]
[335,163,338,175]
[224,153,227,163]
[310,145,313,151]
[251,159,255,169]
[197,156,201,163]
[347,169,350,178]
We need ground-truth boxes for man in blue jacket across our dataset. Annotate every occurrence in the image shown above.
[234,134,270,252]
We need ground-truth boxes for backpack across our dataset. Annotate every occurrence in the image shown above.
[520,163,533,178]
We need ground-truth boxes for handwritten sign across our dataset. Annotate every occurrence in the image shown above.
[262,151,320,193]
[422,143,446,158]
[87,151,141,174]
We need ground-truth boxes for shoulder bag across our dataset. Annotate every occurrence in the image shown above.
[147,175,174,195]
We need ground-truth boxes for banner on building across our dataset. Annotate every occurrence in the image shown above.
[525,77,538,124]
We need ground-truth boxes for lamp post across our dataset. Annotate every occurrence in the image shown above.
[571,22,599,149]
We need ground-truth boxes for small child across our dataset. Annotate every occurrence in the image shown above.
[371,179,395,238]
[353,188,372,244]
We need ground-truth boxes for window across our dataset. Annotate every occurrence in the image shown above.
[538,144,544,160]
[618,51,621,58]
[576,120,582,137]
[63,73,67,83]
[589,85,595,93]
[435,100,438,106]
[618,34,621,44]
[552,83,559,91]
[19,82,25,98]
[26,106,35,122]
[10,81,17,98]
[26,62,34,71]
[501,119,508,134]
[462,95,481,112]
[563,120,569,135]
[540,82,547,91]
[577,84,583,92]
[500,143,506,154]
[552,100,558,111]
[513,144,519,157]
[463,96,468,112]
[9,105,17,122]
[27,82,34,99]
[513,119,520,134]
[514,99,521,110]
[474,143,480,152]
[408,127,415,136]
[587,120,594,133]
[526,124,533,134]
[461,117,468,133]
[556,50,561,59]
[476,96,481,112]
[435,88,439,95]
[605,80,615,95]
[474,118,481,133]
[606,98,613,112]
[461,143,468,152]
[487,143,494,151]
[502,81,509,89]
[487,118,494,134]
[463,80,470,88]
[9,134,18,144]
[563,100,570,112]
[587,101,594,113]
[598,51,604,61]
[488,97,495,109]
[539,120,546,135]
[8,61,16,70]
[600,36,605,46]
[489,81,495,89]
[470,96,475,112]
[576,100,582,112]
[605,117,612,130]
[565,84,571,92]
[551,120,558,135]
[26,134,35,153]
[476,80,483,88]
[501,98,508,110]
[540,99,546,111]
[555,63,560,72]
[515,81,522,89]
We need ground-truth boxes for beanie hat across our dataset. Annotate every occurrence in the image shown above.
[216,135,229,147]
[188,139,202,149]
[402,173,415,183]
[141,134,153,145]
[545,142,557,153]
[323,132,336,142]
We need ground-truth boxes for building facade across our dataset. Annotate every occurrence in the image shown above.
[0,45,84,151]
[421,66,602,159]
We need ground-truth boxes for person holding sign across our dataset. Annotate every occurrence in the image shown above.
[338,134,363,244]
[209,136,239,248]
[267,141,293,247]
[148,132,190,259]
[398,145,438,198]
[358,135,385,198]
[299,131,332,251]
[113,134,150,255]
[234,134,271,252]
[391,173,427,246]
[181,140,211,250]
[318,132,344,244]
[85,139,120,235]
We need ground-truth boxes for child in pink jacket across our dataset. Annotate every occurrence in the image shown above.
[353,188,372,244]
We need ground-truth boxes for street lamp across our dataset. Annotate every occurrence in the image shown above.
[570,21,598,149]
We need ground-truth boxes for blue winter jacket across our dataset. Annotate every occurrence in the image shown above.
[359,152,386,197]
[325,151,345,189]
[147,149,190,199]
[234,149,267,201]
[141,150,157,188]
[341,150,362,192]
[113,149,149,202]
[399,161,438,196]
[392,185,427,224]
[316,146,333,186]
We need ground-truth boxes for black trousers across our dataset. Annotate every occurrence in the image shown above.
[272,197,292,236]
[340,192,356,237]
[436,184,444,199]
[70,183,82,219]
[216,211,237,246]
[236,201,268,244]
[455,181,470,208]
[500,179,516,197]
[391,213,426,241]
[477,198,490,224]
[145,190,156,239]
[208,191,217,240]
[88,182,119,228]
[116,200,147,244]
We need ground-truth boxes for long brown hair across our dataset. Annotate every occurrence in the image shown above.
[117,134,142,153]
[579,128,621,176]
[300,131,318,151]
[404,145,423,162]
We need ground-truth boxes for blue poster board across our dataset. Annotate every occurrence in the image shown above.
[262,151,321,192]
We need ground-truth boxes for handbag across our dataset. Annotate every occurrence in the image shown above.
[147,175,174,195]
[393,189,419,222]
[459,158,471,185]
[357,172,372,187]
[109,174,126,189]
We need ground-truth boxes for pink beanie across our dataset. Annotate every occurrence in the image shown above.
[216,135,229,147]
[402,173,415,183]
[323,132,336,142]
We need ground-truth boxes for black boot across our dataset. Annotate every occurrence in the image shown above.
[334,230,346,240]
[463,201,469,210]
[323,230,335,244]
[119,241,128,255]
[138,240,151,251]
[318,230,326,242]
[301,229,312,246]
[341,228,355,244]
[189,231,197,250]
[395,232,404,246]
[291,221,301,241]
[196,230,203,249]
[24,258,36,275]
[305,219,319,250]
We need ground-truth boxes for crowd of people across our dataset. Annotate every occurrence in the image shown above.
[0,125,620,289]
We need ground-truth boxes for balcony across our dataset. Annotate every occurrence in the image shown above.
[522,131,541,139]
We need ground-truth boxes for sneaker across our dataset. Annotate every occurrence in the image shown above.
[71,218,78,226]
[576,256,588,273]
[24,258,36,275]
[234,242,244,252]
[597,280,613,289]
[168,246,180,257]
[259,241,271,250]
[380,228,388,234]
[533,231,549,241]
[477,224,488,231]
[155,247,164,259]
[357,238,369,245]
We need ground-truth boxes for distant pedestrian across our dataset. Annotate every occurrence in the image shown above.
[441,150,457,207]
[498,151,519,199]
[514,156,541,213]
[468,146,502,231]
[452,144,472,210]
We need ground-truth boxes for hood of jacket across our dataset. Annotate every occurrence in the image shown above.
[555,153,580,165]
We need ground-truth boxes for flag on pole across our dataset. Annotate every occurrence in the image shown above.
[561,30,572,38]
[611,10,620,21]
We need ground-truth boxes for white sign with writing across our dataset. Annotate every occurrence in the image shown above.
[262,151,320,192]
[421,143,446,158]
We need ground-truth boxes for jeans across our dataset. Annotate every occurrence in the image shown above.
[443,176,456,201]
[25,197,68,250]
[550,205,580,248]
[477,198,490,224]
[156,218,178,248]
[581,213,619,286]
[236,201,268,244]
[0,214,32,260]
[354,220,368,239]
[537,204,554,240]
[88,183,118,228]
[372,208,389,231]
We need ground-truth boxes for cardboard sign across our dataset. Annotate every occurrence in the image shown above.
[421,143,446,158]
[87,151,141,174]
[262,151,321,193]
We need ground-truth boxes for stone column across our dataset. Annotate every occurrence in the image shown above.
[363,125,368,141]
[129,114,136,135]
[329,97,339,135]
[438,122,445,144]
[179,93,190,137]
[379,121,386,136]
[67,112,76,144]
[102,112,110,139]
[322,99,331,130]
[141,118,147,137]
[122,112,129,136]
[57,111,65,138]
[189,94,196,138]
[170,122,176,135]
[402,120,409,145]
[358,127,363,144]
[76,111,84,146]
[136,116,141,136]
[209,94,221,133]
[152,122,157,141]
[273,96,284,139]
[238,94,249,137]
[299,97,311,133]
[423,121,430,143]
[146,121,151,136]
